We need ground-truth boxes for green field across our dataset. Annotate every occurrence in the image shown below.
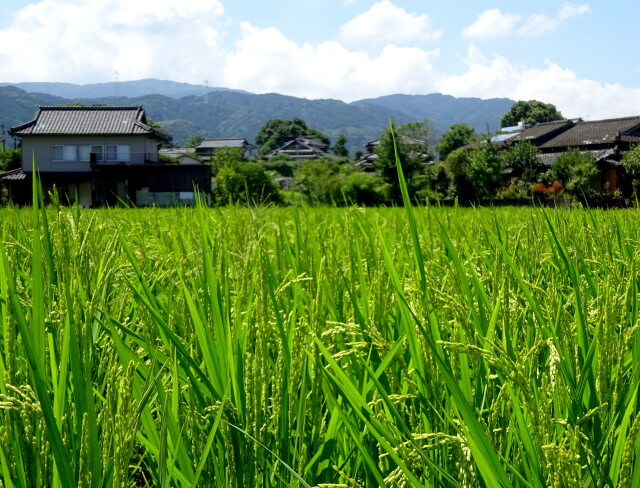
[1,202,640,487]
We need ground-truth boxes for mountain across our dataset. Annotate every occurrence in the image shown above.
[0,79,248,100]
[0,82,515,153]
[353,93,515,135]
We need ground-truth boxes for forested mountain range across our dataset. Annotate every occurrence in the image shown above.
[0,80,515,152]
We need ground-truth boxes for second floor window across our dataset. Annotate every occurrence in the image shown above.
[51,144,131,162]
[52,145,77,161]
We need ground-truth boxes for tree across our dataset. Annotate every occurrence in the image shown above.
[467,142,503,200]
[185,135,205,148]
[500,100,564,128]
[436,123,476,161]
[147,119,176,149]
[444,148,473,200]
[0,148,21,172]
[547,148,597,196]
[374,120,433,203]
[621,145,640,196]
[212,159,282,205]
[255,118,329,156]
[502,140,543,182]
[332,135,348,157]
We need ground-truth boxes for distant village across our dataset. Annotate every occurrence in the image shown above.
[1,100,639,207]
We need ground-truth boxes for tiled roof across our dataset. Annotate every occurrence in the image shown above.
[537,148,620,167]
[196,139,256,149]
[9,106,160,137]
[0,168,26,181]
[539,116,640,149]
[510,119,577,144]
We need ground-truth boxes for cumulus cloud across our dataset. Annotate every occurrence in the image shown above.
[224,22,440,100]
[339,0,442,45]
[465,3,590,39]
[463,9,521,40]
[436,46,640,119]
[0,0,225,83]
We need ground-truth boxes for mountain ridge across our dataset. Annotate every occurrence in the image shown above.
[0,80,515,153]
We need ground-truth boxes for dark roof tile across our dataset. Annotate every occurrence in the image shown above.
[9,106,160,137]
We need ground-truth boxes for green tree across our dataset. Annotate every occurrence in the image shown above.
[500,100,564,128]
[212,161,281,205]
[621,145,640,196]
[444,148,473,200]
[547,148,597,196]
[502,140,543,182]
[436,123,476,161]
[374,120,433,203]
[255,118,329,156]
[332,135,348,157]
[0,148,21,172]
[467,142,503,200]
[147,120,176,149]
[185,134,205,148]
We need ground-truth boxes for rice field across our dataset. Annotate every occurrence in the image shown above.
[2,196,640,487]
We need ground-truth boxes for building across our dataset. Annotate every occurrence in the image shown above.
[1,106,211,206]
[194,138,256,161]
[266,136,330,160]
[505,116,640,192]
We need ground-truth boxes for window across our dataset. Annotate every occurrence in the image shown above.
[91,145,103,162]
[78,145,91,161]
[117,145,130,161]
[52,145,77,161]
[51,144,131,163]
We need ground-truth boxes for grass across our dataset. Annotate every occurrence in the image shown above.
[1,190,640,485]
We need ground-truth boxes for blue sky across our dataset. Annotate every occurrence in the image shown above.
[0,0,638,118]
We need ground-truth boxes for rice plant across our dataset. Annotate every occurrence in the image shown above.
[1,180,640,485]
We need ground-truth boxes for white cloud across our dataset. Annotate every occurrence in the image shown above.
[558,3,590,20]
[437,46,640,119]
[339,0,442,45]
[463,9,521,40]
[224,22,439,100]
[465,3,590,40]
[518,14,558,37]
[0,0,225,83]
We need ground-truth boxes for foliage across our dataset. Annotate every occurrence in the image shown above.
[547,148,598,196]
[444,147,474,199]
[436,122,477,161]
[255,118,329,156]
[259,155,299,177]
[209,147,245,170]
[467,142,503,199]
[157,153,179,164]
[415,164,450,201]
[374,120,433,203]
[500,100,564,128]
[147,119,177,148]
[185,134,206,148]
[0,147,21,171]
[502,140,543,182]
[332,134,349,157]
[293,159,388,205]
[212,161,282,204]
[621,145,640,196]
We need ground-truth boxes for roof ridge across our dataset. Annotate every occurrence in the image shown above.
[37,105,143,111]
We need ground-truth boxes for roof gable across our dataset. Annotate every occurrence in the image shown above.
[9,106,161,138]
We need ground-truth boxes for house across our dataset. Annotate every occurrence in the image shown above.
[1,106,211,206]
[159,147,202,165]
[504,116,640,192]
[266,136,330,160]
[194,138,256,161]
[355,136,431,171]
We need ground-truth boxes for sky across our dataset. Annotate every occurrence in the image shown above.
[0,0,638,119]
